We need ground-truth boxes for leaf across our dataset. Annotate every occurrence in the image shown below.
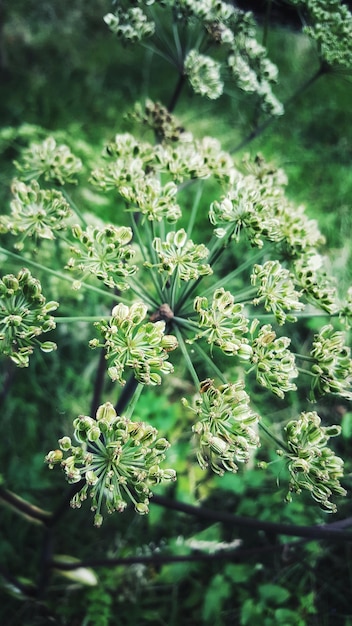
[258,583,291,605]
[224,563,252,583]
[53,555,98,586]
[341,412,352,439]
[202,573,231,623]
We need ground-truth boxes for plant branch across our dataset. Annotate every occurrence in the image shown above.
[50,540,301,571]
[0,485,51,525]
[168,72,186,112]
[151,494,352,542]
[0,246,120,302]
[231,65,326,154]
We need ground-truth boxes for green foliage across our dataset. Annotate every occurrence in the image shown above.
[1,1,352,624]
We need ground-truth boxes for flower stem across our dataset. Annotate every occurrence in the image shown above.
[0,246,120,302]
[174,327,200,389]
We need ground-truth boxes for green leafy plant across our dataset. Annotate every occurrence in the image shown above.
[1,0,352,623]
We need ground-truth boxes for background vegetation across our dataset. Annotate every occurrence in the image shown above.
[1,1,352,624]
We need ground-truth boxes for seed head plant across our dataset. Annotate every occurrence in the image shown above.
[1,0,352,613]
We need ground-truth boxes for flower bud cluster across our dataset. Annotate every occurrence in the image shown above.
[0,180,72,247]
[209,178,285,247]
[104,7,155,42]
[104,2,282,114]
[250,322,298,398]
[293,254,338,314]
[91,120,237,200]
[152,229,212,282]
[66,224,137,290]
[310,324,352,400]
[131,99,185,143]
[183,379,260,475]
[192,288,251,358]
[251,260,305,325]
[0,268,58,367]
[14,137,82,185]
[227,39,284,117]
[279,204,326,255]
[119,179,181,223]
[280,411,346,512]
[91,302,178,385]
[45,401,176,526]
[184,51,223,100]
[209,168,326,256]
[339,286,352,329]
[289,0,352,69]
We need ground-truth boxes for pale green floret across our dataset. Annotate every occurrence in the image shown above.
[251,260,305,324]
[66,224,137,290]
[249,322,298,398]
[104,7,155,42]
[309,324,352,401]
[91,302,178,385]
[152,229,212,282]
[192,288,251,358]
[45,402,176,525]
[184,50,224,100]
[14,137,82,185]
[0,180,72,247]
[280,410,346,512]
[289,0,352,69]
[183,380,260,475]
[0,268,58,367]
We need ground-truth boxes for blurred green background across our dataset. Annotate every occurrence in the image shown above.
[1,1,352,624]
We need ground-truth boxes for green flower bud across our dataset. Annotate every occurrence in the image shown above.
[59,437,72,451]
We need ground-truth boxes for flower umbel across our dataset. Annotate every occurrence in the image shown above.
[0,180,72,248]
[251,260,305,325]
[14,137,82,185]
[279,411,346,512]
[152,229,212,282]
[309,324,352,400]
[192,288,251,358]
[249,322,298,398]
[183,380,260,475]
[66,224,137,290]
[184,50,224,100]
[45,401,176,526]
[0,268,58,367]
[90,302,178,385]
[104,6,155,42]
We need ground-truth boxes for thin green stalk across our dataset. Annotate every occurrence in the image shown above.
[231,66,325,154]
[186,181,204,240]
[259,420,290,454]
[141,41,175,66]
[191,341,227,384]
[61,189,88,228]
[262,0,273,48]
[297,367,315,377]
[202,249,265,300]
[173,315,198,333]
[0,246,120,302]
[0,485,51,525]
[172,19,183,66]
[128,277,160,308]
[148,5,178,64]
[123,382,144,421]
[234,288,258,303]
[293,353,315,363]
[174,326,200,389]
[169,273,179,311]
[54,316,111,323]
[130,214,164,303]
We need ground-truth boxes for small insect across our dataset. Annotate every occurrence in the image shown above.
[199,378,214,393]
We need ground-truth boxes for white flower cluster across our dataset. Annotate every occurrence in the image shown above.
[104,1,283,114]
